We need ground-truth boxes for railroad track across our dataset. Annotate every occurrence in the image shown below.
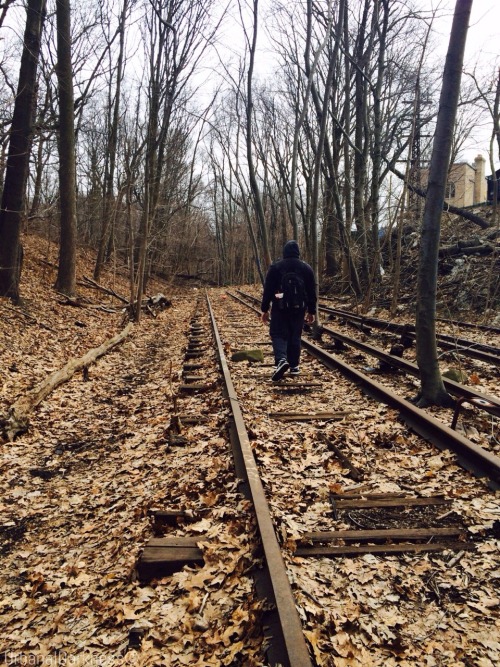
[135,291,500,666]
[318,303,500,366]
[235,289,500,462]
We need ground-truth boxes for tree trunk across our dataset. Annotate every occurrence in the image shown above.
[245,0,271,271]
[352,0,371,285]
[94,0,129,281]
[0,0,46,302]
[54,0,77,297]
[415,0,472,408]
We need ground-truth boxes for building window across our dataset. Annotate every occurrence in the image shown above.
[445,181,456,199]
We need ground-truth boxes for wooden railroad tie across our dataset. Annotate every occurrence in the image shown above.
[179,383,211,393]
[137,537,204,582]
[183,363,204,372]
[149,509,200,528]
[330,495,452,510]
[269,411,349,421]
[272,381,322,391]
[185,351,204,359]
[175,414,208,424]
[295,493,472,557]
[182,375,206,383]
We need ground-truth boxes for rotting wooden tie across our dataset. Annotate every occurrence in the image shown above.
[183,363,204,372]
[137,537,204,581]
[330,495,452,510]
[296,493,471,557]
[272,381,322,390]
[318,434,363,481]
[185,351,205,359]
[168,435,189,447]
[269,411,348,421]
[183,375,206,383]
[294,542,473,557]
[300,527,465,543]
[176,414,208,424]
[150,509,199,527]
[179,383,210,393]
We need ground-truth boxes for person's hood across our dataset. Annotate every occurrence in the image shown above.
[283,240,300,258]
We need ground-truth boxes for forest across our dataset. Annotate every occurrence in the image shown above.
[0,0,498,312]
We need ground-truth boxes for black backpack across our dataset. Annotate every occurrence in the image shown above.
[279,270,307,310]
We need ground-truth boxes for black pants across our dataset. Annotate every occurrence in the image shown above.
[269,307,305,368]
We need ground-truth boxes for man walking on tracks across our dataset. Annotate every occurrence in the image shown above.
[261,240,316,381]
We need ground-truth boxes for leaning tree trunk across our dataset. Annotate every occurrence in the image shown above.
[0,0,46,302]
[415,0,472,408]
[54,0,77,297]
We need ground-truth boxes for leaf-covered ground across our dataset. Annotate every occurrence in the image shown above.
[0,233,499,666]
[209,293,500,667]
[0,237,265,666]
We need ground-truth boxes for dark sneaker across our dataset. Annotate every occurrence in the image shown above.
[272,359,289,381]
[289,367,300,375]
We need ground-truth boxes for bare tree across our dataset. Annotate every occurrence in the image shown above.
[415,0,472,408]
[54,0,77,297]
[239,0,271,272]
[0,0,46,302]
[93,0,133,281]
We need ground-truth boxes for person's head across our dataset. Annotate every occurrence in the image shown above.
[283,240,300,258]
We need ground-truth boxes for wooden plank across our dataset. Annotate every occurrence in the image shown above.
[185,352,204,359]
[237,341,273,345]
[300,527,465,543]
[179,383,210,392]
[183,363,204,371]
[151,510,199,526]
[183,375,205,383]
[273,382,322,389]
[295,541,474,557]
[269,411,349,421]
[168,435,188,446]
[176,415,208,424]
[332,497,452,509]
[146,537,202,547]
[320,438,364,481]
[330,492,411,499]
[137,537,205,580]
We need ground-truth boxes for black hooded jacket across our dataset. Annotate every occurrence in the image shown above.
[261,241,316,315]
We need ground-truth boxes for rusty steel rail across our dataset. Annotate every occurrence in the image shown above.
[318,323,500,414]
[321,297,500,334]
[319,304,500,366]
[206,294,313,667]
[436,316,500,334]
[230,290,500,490]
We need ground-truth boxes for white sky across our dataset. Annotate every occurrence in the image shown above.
[426,1,499,165]
[426,0,499,66]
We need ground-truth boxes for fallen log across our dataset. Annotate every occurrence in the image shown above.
[80,275,130,304]
[0,322,133,442]
[439,243,494,258]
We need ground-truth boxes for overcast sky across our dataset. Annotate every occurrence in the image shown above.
[424,1,499,164]
[429,0,500,65]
